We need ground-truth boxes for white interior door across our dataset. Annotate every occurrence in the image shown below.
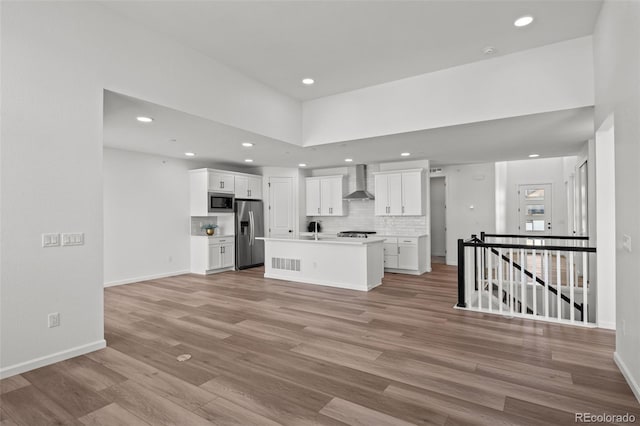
[269,177,294,238]
[518,184,552,236]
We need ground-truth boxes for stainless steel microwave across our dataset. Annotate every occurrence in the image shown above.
[208,192,234,213]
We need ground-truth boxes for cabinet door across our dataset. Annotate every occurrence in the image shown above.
[221,243,235,268]
[306,179,321,216]
[387,173,403,215]
[384,255,399,269]
[208,243,222,270]
[374,174,389,216]
[401,171,423,215]
[247,176,262,200]
[235,176,249,198]
[320,178,333,215]
[398,243,418,270]
[328,177,344,215]
[209,172,234,193]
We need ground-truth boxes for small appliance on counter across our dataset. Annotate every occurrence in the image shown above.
[307,221,322,233]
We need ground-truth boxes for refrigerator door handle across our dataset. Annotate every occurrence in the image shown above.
[249,210,255,246]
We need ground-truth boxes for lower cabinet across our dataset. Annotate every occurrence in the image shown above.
[381,235,428,275]
[191,236,235,274]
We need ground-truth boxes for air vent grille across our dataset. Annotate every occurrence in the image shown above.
[430,168,443,174]
[271,257,301,272]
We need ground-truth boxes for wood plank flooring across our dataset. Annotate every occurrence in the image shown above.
[1,264,638,425]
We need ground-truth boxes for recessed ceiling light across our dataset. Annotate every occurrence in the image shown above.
[401,152,411,157]
[136,116,153,123]
[184,152,196,157]
[244,159,254,163]
[514,16,534,27]
[483,46,496,55]
[345,158,353,162]
[302,78,315,85]
[298,163,307,167]
[529,154,540,158]
[169,138,177,142]
[241,142,254,147]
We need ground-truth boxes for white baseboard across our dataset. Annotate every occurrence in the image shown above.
[104,270,189,287]
[614,351,640,403]
[0,339,106,379]
[598,320,616,330]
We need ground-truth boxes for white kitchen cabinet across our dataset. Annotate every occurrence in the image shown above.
[235,175,262,199]
[306,178,321,216]
[305,175,346,216]
[209,239,234,269]
[191,236,235,274]
[398,237,419,270]
[374,169,423,216]
[208,171,235,193]
[380,235,428,275]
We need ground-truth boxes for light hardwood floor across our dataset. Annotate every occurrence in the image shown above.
[1,264,638,425]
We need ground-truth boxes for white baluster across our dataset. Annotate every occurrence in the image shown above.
[544,250,550,319]
[488,246,493,312]
[520,248,526,315]
[509,248,514,316]
[498,248,503,314]
[583,252,588,324]
[478,247,483,311]
[532,248,537,316]
[569,252,575,322]
[556,250,562,321]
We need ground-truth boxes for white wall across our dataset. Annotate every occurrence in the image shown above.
[0,1,299,377]
[500,157,576,235]
[303,37,594,145]
[595,119,616,329]
[442,163,496,265]
[103,148,235,286]
[430,177,446,257]
[593,0,640,401]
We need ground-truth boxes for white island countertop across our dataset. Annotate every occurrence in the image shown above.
[257,236,383,245]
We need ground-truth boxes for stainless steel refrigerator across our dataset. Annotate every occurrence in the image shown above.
[235,199,265,269]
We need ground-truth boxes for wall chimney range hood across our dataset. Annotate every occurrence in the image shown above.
[343,164,375,201]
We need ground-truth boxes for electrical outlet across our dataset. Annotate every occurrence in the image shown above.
[48,313,60,328]
[42,233,60,248]
[61,233,84,246]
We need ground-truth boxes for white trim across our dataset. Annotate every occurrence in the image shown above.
[614,352,640,403]
[0,339,106,379]
[264,273,381,292]
[598,320,616,330]
[454,305,597,328]
[104,270,189,287]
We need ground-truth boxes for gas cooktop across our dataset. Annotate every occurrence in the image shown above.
[337,231,377,238]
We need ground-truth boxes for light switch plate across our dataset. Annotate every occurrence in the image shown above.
[62,232,84,246]
[623,234,632,253]
[42,233,60,248]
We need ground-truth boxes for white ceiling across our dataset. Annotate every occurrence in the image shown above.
[104,90,593,168]
[101,0,603,100]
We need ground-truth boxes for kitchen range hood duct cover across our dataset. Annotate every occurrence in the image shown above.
[343,164,375,200]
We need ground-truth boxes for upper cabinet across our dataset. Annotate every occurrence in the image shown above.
[235,175,262,200]
[190,169,263,216]
[305,175,346,216]
[208,171,235,193]
[374,169,424,216]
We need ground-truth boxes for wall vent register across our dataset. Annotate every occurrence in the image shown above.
[271,257,301,272]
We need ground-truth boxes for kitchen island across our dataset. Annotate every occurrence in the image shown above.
[257,237,384,291]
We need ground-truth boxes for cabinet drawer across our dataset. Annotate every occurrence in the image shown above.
[210,237,232,244]
[398,237,418,245]
[382,237,398,244]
